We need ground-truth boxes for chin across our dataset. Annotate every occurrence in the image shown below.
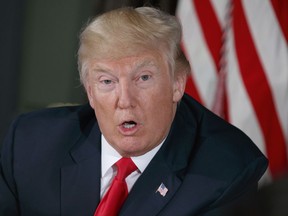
[117,146,146,157]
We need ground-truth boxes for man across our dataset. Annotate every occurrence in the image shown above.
[0,7,267,216]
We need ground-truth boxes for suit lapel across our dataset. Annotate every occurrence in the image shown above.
[120,103,198,216]
[61,122,102,216]
[120,156,182,216]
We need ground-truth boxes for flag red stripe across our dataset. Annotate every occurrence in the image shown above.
[194,0,222,72]
[194,0,230,120]
[233,0,288,176]
[270,0,288,42]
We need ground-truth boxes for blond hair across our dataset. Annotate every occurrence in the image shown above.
[78,7,190,86]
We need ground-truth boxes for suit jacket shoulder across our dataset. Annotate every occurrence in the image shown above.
[180,94,267,179]
[0,104,102,216]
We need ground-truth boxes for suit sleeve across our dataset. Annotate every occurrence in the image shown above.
[0,119,20,215]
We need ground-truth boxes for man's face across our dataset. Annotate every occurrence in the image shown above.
[85,50,185,157]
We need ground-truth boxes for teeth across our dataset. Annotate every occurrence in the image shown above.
[123,122,136,129]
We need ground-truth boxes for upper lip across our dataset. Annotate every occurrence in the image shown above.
[119,120,137,126]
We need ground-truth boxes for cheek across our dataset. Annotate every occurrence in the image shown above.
[93,102,116,136]
[143,82,175,114]
[87,83,114,109]
[86,84,96,108]
[145,103,175,145]
[145,93,175,125]
[88,95,114,124]
[93,95,114,116]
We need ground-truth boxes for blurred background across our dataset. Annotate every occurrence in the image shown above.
[1,0,287,182]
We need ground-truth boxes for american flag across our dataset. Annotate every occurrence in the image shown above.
[177,0,288,181]
[156,183,169,197]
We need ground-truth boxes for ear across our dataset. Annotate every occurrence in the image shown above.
[173,73,187,103]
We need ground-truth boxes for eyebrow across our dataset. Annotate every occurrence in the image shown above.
[91,65,112,73]
[133,59,159,72]
[91,58,159,74]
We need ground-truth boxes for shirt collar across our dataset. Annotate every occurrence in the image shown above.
[101,134,164,177]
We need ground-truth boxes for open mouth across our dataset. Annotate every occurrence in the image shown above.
[122,121,137,129]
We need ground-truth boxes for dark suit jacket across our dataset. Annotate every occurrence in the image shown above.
[0,94,268,216]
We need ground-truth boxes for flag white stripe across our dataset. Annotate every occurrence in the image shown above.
[242,0,288,145]
[177,0,218,108]
[210,0,230,28]
[177,0,288,179]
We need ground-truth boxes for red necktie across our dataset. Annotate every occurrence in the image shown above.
[94,157,137,216]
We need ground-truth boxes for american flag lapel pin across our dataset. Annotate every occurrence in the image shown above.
[156,182,168,197]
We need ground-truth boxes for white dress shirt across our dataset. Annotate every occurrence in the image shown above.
[100,135,164,199]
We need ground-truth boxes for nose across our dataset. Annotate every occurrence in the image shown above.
[117,81,136,109]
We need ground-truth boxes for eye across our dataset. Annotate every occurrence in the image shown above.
[140,74,151,81]
[101,79,112,85]
[97,76,116,91]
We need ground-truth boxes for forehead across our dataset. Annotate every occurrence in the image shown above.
[90,50,168,71]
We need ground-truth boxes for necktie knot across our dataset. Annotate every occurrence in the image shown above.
[94,157,137,216]
[115,157,137,181]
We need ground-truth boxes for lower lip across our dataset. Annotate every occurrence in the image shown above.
[118,124,141,135]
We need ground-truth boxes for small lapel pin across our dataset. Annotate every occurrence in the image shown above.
[156,182,168,197]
